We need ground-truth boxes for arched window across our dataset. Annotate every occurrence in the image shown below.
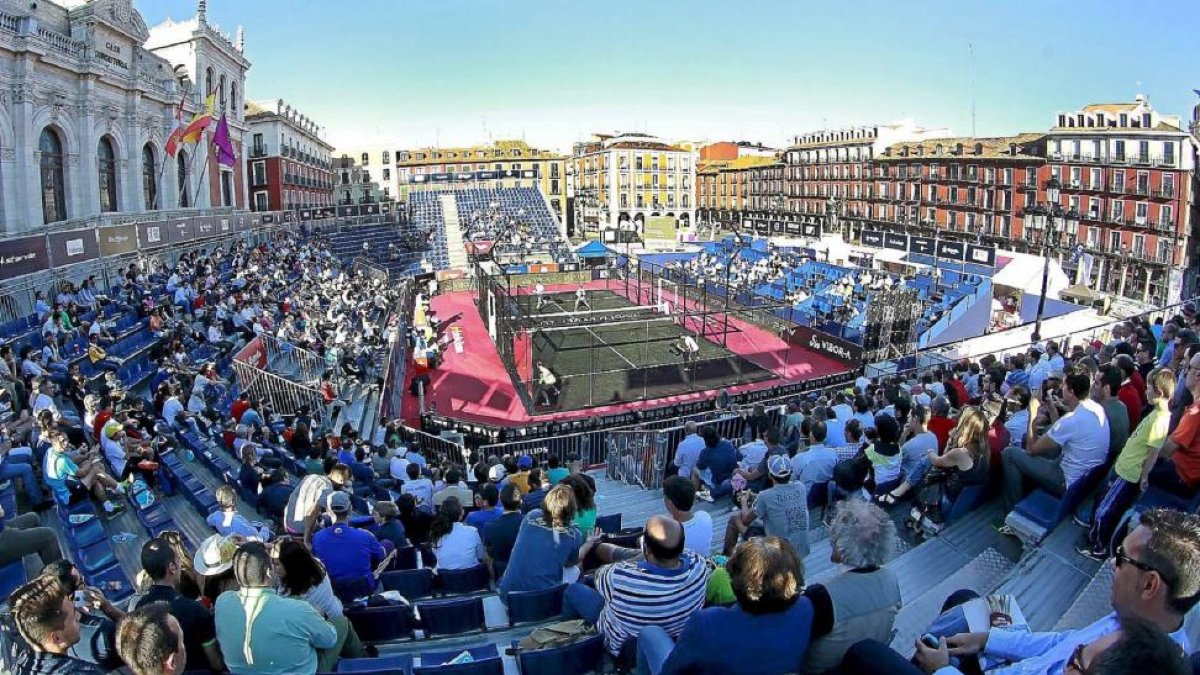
[361,152,369,165]
[97,136,118,212]
[219,74,227,111]
[177,150,190,208]
[39,127,66,223]
[205,67,214,98]
[229,83,238,118]
[142,144,158,209]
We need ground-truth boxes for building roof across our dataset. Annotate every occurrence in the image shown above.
[1082,103,1140,113]
[877,132,1046,162]
[396,139,564,166]
[724,155,782,170]
[606,141,688,152]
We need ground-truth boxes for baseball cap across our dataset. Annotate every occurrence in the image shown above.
[767,455,792,478]
[488,464,507,482]
[518,455,533,470]
[327,491,352,514]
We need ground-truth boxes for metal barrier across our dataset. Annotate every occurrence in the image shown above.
[377,280,416,425]
[231,357,331,430]
[604,428,667,490]
[352,256,390,285]
[476,429,612,470]
[395,425,468,468]
[259,333,327,384]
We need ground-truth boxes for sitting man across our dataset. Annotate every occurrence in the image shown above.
[842,508,1200,674]
[8,576,106,674]
[722,455,809,557]
[693,426,738,503]
[115,602,188,675]
[566,515,709,660]
[311,491,386,596]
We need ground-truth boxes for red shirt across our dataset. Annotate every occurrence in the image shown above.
[1129,371,1147,406]
[950,379,970,408]
[1169,401,1200,487]
[92,409,113,442]
[231,399,250,422]
[928,416,956,452]
[1117,382,1143,429]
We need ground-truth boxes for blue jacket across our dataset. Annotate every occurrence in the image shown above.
[660,598,814,675]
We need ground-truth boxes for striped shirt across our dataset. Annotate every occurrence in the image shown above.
[594,550,709,656]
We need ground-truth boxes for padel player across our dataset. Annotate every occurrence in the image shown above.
[574,286,590,312]
[671,333,700,364]
[534,360,559,407]
[535,282,547,311]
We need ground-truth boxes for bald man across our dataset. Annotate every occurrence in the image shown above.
[566,516,709,657]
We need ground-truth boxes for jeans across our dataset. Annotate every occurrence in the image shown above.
[710,478,734,500]
[0,512,63,567]
[1001,446,1066,512]
[636,625,675,675]
[562,582,604,624]
[0,456,43,504]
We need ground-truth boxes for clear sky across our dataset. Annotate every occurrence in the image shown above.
[140,0,1200,153]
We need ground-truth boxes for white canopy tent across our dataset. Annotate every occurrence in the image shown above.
[991,251,1071,298]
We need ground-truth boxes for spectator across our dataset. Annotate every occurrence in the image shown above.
[433,468,472,509]
[1080,369,1176,560]
[1114,354,1145,428]
[546,455,570,484]
[311,492,386,595]
[1147,349,1200,497]
[562,473,597,532]
[467,483,503,531]
[844,508,1200,674]
[801,501,900,673]
[8,575,107,674]
[207,485,270,541]
[663,476,713,557]
[926,396,956,452]
[567,516,708,658]
[135,537,224,673]
[399,462,433,511]
[881,407,990,510]
[214,542,337,675]
[867,413,903,496]
[282,464,352,537]
[428,496,486,571]
[484,484,524,566]
[732,427,788,493]
[0,501,62,570]
[34,560,125,672]
[397,493,433,546]
[821,405,847,447]
[498,484,583,600]
[1094,364,1132,463]
[791,420,838,491]
[368,445,389,477]
[999,365,1109,530]
[1002,386,1032,450]
[271,538,367,672]
[852,395,875,430]
[637,536,814,675]
[722,455,809,557]
[521,468,550,513]
[42,431,124,516]
[115,602,187,675]
[258,469,293,525]
[372,500,408,550]
[880,403,938,504]
[694,426,737,502]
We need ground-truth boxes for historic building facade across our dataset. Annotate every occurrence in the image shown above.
[0,0,250,233]
[570,132,695,236]
[245,99,333,211]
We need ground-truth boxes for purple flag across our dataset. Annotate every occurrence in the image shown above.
[212,113,236,167]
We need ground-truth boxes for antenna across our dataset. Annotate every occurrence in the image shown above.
[969,42,976,138]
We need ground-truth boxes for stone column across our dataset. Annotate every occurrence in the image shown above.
[76,79,100,220]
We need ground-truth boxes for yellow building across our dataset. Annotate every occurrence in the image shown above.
[393,140,567,219]
[570,132,696,238]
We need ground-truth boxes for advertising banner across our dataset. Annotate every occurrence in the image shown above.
[884,232,908,251]
[193,216,218,239]
[137,220,168,249]
[860,230,884,248]
[802,222,820,238]
[935,239,966,261]
[48,229,99,267]
[0,236,49,281]
[784,323,864,364]
[966,244,997,267]
[909,236,934,255]
[336,205,360,218]
[166,217,195,244]
[361,203,379,216]
[98,223,138,257]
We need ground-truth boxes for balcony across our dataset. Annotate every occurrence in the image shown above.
[1151,187,1177,200]
[250,145,267,159]
[251,174,268,187]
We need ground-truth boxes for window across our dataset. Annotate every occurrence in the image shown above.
[39,127,67,223]
[361,152,369,165]
[1163,174,1176,197]
[219,74,226,111]
[1161,204,1173,227]
[1114,140,1125,161]
[205,67,214,100]
[382,151,390,164]
[1109,230,1121,252]
[176,151,190,208]
[1135,202,1148,224]
[1087,227,1098,248]
[253,191,268,211]
[229,83,237,118]
[142,144,158,210]
[220,171,233,207]
[382,168,390,181]
[1089,197,1100,219]
[1164,142,1175,165]
[97,136,118,212]
[1090,168,1101,189]
[1111,200,1124,221]
[252,161,266,185]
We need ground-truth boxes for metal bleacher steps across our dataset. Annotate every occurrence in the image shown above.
[440,194,469,270]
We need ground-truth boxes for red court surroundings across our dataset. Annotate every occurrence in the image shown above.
[400,280,851,427]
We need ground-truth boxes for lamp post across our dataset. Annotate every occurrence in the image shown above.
[1026,177,1080,342]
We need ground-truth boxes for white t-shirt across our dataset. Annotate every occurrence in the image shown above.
[1047,399,1110,487]
[162,396,185,425]
[431,522,485,571]
[680,510,714,557]
[389,456,411,481]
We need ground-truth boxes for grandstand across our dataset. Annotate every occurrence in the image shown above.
[325,218,449,277]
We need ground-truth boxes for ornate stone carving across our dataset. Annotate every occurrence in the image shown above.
[68,153,80,167]
[0,149,14,162]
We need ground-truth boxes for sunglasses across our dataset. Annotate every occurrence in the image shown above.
[1113,544,1158,575]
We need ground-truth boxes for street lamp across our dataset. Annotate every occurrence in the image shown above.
[1027,177,1080,342]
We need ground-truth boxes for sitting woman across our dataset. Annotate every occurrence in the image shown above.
[637,536,814,675]
[884,407,990,530]
[428,496,485,572]
[206,485,271,541]
[272,537,368,673]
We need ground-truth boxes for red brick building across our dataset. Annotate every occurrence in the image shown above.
[245,100,335,211]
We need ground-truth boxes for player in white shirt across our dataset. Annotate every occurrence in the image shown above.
[574,286,590,312]
[535,282,547,311]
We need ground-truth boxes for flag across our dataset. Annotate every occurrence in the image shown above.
[180,92,216,145]
[212,112,236,167]
[164,90,188,157]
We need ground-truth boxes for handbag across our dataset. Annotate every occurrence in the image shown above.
[517,619,596,651]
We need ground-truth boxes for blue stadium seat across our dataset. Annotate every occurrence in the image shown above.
[64,517,107,549]
[331,577,375,604]
[1013,465,1107,533]
[942,484,987,525]
[506,584,565,627]
[414,644,502,675]
[515,633,606,675]
[345,604,416,643]
[335,654,412,673]
[0,560,27,603]
[75,541,118,575]
[381,568,434,599]
[436,564,489,596]
[417,597,486,637]
[388,546,419,571]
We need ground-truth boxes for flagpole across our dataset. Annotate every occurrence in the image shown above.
[191,127,214,210]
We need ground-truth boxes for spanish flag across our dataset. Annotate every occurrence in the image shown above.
[164,90,188,157]
[180,92,216,145]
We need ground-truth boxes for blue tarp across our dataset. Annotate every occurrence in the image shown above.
[576,240,614,258]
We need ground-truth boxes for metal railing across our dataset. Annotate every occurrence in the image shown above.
[232,340,332,430]
[259,333,328,384]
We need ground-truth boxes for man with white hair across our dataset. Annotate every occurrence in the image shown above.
[673,422,704,480]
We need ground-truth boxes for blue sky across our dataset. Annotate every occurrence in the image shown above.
[140,1,1200,153]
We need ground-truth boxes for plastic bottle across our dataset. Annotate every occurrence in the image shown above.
[111,532,138,544]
